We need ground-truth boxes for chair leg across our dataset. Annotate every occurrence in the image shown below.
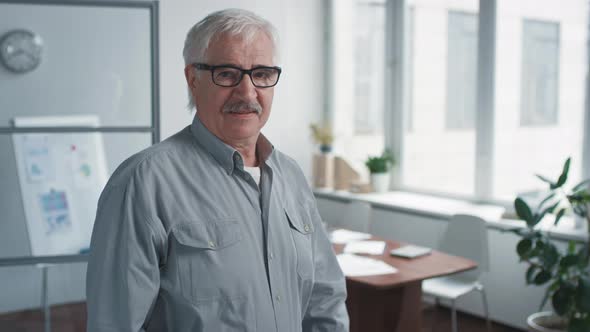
[451,299,458,332]
[480,288,492,332]
[431,297,439,332]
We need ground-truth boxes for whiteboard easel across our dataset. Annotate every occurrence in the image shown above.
[12,115,108,255]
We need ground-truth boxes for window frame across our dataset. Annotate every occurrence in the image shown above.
[325,0,590,206]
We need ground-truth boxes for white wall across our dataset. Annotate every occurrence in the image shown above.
[0,0,323,314]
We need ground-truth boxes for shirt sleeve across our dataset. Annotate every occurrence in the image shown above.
[302,200,350,332]
[86,171,166,332]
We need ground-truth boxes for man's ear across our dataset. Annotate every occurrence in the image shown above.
[184,65,198,90]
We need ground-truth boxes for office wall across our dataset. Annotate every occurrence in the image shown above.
[0,0,324,313]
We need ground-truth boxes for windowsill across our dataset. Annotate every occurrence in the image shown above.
[313,188,588,243]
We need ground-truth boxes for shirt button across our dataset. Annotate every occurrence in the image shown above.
[269,253,274,260]
[275,295,281,302]
[208,241,215,248]
[304,224,310,232]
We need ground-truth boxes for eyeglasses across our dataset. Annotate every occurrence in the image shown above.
[193,63,282,88]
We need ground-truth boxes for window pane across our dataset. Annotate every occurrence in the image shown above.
[0,4,154,127]
[446,11,478,129]
[331,0,386,165]
[521,20,560,126]
[494,0,588,200]
[403,0,479,196]
[354,0,386,134]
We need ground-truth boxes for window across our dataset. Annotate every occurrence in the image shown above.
[329,0,386,166]
[403,0,479,196]
[520,20,560,126]
[446,11,478,130]
[493,1,585,200]
[406,7,415,132]
[329,0,589,202]
[354,1,386,134]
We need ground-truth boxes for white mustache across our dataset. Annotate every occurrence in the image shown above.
[223,101,262,115]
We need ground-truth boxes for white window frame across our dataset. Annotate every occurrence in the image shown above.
[325,0,590,205]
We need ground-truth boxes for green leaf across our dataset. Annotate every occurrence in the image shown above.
[539,192,557,208]
[515,198,535,226]
[568,241,577,255]
[536,174,557,187]
[541,243,559,269]
[552,285,573,315]
[568,317,590,332]
[501,227,524,236]
[576,275,590,312]
[540,282,561,311]
[534,202,560,226]
[577,244,590,268]
[534,270,552,285]
[572,179,590,192]
[526,265,538,284]
[539,287,553,311]
[554,208,567,226]
[517,239,533,258]
[555,157,571,189]
[560,254,579,268]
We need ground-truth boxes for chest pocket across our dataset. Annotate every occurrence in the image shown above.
[284,203,315,280]
[172,219,241,250]
[171,219,245,303]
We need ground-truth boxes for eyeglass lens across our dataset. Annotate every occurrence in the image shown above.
[213,67,279,87]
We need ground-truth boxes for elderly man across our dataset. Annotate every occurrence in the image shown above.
[86,8,349,332]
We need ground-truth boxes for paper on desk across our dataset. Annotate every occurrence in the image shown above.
[343,240,386,255]
[330,229,372,244]
[336,253,398,277]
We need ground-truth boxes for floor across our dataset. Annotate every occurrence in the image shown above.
[0,302,525,332]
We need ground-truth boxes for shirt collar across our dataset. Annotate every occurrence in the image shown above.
[190,115,275,175]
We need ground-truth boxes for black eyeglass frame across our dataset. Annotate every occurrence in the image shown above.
[193,63,282,88]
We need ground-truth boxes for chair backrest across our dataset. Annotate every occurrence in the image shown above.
[438,214,490,280]
[337,200,372,233]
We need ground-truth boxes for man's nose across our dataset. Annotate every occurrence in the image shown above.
[233,74,258,100]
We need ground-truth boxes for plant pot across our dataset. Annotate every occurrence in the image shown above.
[527,311,567,332]
[370,172,390,193]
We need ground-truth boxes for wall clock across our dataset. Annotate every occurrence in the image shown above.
[0,29,43,73]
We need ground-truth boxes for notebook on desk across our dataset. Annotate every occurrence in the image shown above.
[390,245,432,258]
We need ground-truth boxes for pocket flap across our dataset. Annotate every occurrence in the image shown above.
[172,219,241,250]
[284,204,315,235]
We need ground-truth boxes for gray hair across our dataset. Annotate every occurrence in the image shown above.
[183,9,280,110]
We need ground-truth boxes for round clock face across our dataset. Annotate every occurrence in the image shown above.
[0,29,43,73]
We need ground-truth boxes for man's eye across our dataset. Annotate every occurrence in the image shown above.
[253,70,272,79]
[217,70,237,78]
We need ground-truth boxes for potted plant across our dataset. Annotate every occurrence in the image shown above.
[310,123,334,153]
[365,149,395,193]
[509,158,590,332]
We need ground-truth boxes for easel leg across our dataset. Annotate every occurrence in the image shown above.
[40,265,50,332]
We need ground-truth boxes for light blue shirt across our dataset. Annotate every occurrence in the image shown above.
[86,116,349,332]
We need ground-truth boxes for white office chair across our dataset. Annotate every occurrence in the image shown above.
[422,214,491,332]
[337,200,372,233]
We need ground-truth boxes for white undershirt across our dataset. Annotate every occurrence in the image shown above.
[244,166,261,186]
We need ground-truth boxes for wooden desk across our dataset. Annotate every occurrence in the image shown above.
[334,238,476,332]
